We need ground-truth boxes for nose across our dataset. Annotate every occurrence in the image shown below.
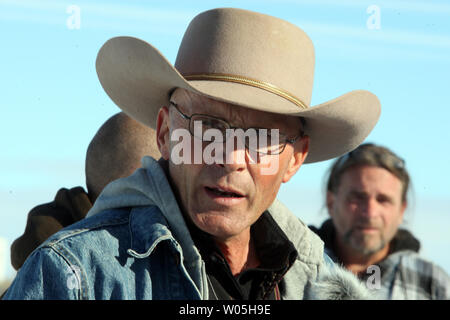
[217,139,248,173]
[360,197,379,218]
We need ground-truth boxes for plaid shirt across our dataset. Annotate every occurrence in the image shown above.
[311,220,450,300]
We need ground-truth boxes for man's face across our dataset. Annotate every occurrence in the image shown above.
[157,89,309,241]
[327,165,406,256]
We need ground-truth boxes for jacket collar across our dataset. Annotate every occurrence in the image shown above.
[267,199,324,267]
[127,205,174,259]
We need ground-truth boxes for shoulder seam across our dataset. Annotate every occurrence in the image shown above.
[43,216,129,247]
[43,245,85,300]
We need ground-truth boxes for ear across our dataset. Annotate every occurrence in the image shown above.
[282,135,309,183]
[156,106,171,160]
[326,191,336,216]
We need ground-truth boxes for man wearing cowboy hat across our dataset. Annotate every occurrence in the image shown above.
[3,8,380,300]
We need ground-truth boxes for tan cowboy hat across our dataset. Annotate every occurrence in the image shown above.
[96,7,381,163]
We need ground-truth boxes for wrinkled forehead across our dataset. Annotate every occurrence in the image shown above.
[170,88,303,132]
[340,165,405,196]
[170,88,235,114]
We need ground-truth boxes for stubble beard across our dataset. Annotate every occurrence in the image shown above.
[344,229,387,256]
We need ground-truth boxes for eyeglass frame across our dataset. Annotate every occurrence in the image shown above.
[168,101,304,155]
[334,147,406,173]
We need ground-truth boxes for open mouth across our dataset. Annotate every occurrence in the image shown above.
[205,186,244,198]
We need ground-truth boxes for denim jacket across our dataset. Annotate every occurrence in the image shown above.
[3,157,371,300]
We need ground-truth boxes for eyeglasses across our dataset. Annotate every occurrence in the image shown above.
[334,146,406,173]
[169,102,303,155]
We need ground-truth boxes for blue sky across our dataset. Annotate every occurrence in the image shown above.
[1,0,449,279]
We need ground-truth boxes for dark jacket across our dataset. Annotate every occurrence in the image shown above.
[10,187,92,270]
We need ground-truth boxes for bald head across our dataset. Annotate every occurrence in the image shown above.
[85,112,160,202]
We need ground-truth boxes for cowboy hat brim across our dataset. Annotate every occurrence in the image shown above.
[96,36,381,163]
